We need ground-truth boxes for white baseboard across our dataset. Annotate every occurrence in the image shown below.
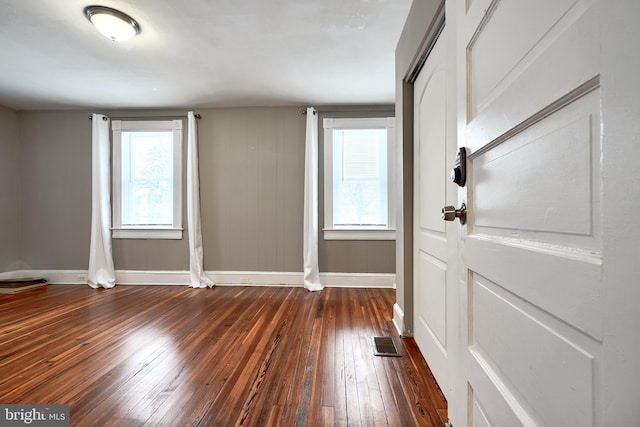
[0,269,88,284]
[115,270,189,285]
[1,269,396,289]
[0,269,89,284]
[0,270,20,280]
[205,271,396,288]
[212,271,300,287]
[0,269,187,285]
[393,303,410,337]
[319,272,395,288]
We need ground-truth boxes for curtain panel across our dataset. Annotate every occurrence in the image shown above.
[187,111,214,288]
[88,113,116,288]
[303,107,324,292]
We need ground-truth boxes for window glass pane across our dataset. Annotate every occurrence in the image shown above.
[122,131,173,226]
[333,129,388,227]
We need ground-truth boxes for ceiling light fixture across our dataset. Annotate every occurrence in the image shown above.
[84,5,140,42]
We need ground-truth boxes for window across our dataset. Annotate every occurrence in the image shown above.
[323,117,396,240]
[112,120,183,239]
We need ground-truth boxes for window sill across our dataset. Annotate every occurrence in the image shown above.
[323,229,396,241]
[112,228,183,240]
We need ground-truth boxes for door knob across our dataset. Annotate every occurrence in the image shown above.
[442,203,466,224]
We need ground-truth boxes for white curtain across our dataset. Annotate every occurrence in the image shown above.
[187,111,214,288]
[88,114,116,289]
[303,107,324,292]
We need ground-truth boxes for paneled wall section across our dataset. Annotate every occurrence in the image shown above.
[9,106,394,275]
[0,106,21,272]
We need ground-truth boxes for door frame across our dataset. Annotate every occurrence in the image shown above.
[395,0,462,420]
[393,0,445,338]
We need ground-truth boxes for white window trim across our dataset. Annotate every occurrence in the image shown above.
[323,229,396,241]
[112,120,183,240]
[323,117,396,241]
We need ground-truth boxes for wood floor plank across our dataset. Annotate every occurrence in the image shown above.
[0,285,447,426]
[333,288,350,426]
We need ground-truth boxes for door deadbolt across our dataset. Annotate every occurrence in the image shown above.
[451,147,467,187]
[442,203,466,224]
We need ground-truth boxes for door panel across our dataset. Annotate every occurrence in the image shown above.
[468,382,526,427]
[472,96,595,235]
[413,27,455,399]
[467,0,578,117]
[468,89,603,340]
[470,397,493,427]
[466,1,599,150]
[471,274,595,427]
[466,237,602,340]
[456,0,604,426]
[417,251,447,347]
[418,70,447,235]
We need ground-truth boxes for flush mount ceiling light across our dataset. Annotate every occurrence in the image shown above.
[84,5,140,42]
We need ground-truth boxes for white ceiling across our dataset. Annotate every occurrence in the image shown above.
[0,0,412,111]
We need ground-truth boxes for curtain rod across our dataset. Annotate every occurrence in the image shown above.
[304,108,394,115]
[89,113,201,121]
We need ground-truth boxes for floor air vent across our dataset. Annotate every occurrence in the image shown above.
[372,336,402,357]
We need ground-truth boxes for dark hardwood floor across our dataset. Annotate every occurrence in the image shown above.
[0,285,447,426]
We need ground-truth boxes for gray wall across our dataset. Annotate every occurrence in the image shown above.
[10,106,394,274]
[0,106,21,272]
[199,107,304,272]
[19,111,93,269]
[18,109,189,271]
[199,106,395,273]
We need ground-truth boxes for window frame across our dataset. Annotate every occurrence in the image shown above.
[111,119,183,239]
[323,117,396,241]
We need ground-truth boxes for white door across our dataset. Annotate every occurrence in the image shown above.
[413,26,458,401]
[451,0,640,425]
